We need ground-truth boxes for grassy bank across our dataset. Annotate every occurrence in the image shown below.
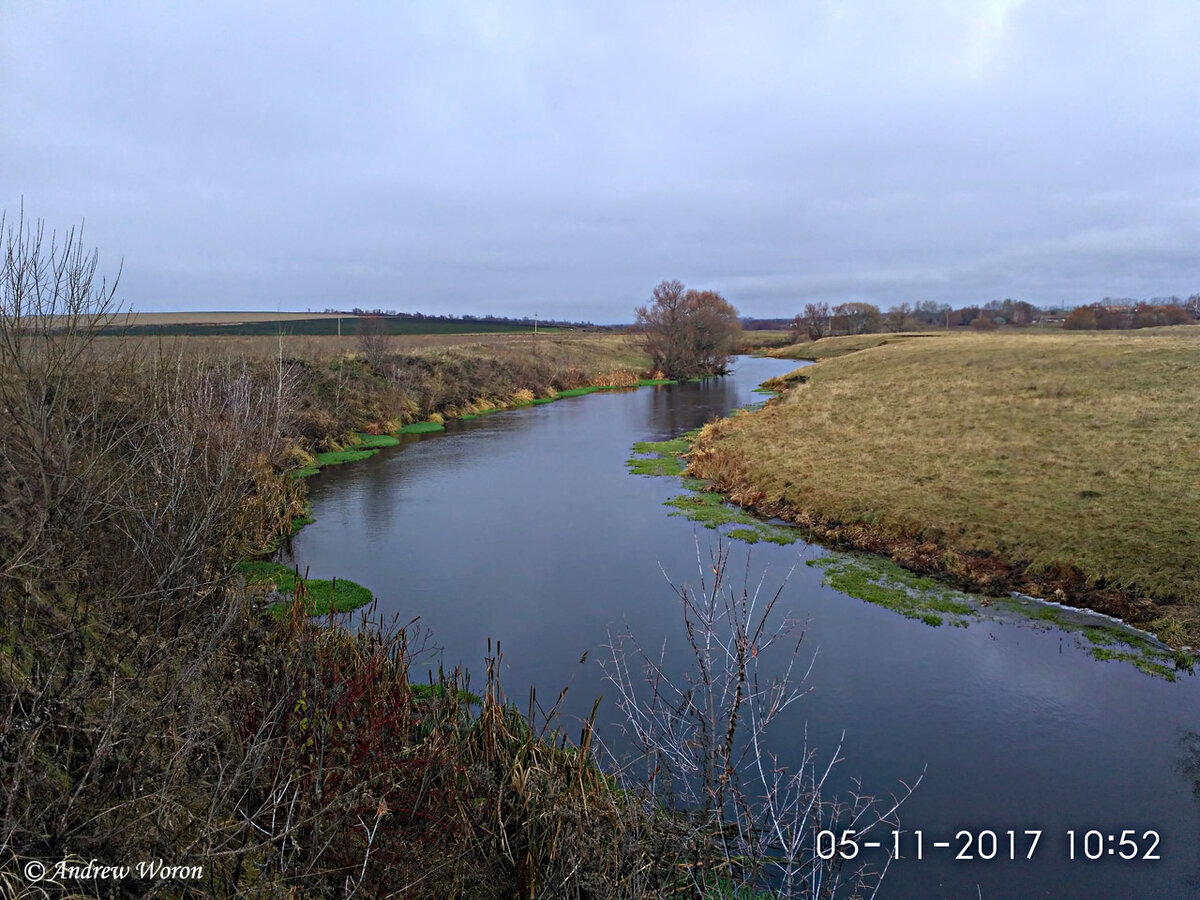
[768,331,940,359]
[688,330,1200,648]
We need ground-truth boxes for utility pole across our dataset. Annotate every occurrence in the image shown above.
[534,312,538,337]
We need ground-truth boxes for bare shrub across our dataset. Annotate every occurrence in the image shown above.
[356,315,392,370]
[604,540,918,897]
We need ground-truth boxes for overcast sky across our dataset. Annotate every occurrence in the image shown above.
[3,1,1198,322]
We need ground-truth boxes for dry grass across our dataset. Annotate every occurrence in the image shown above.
[690,330,1200,645]
[769,331,944,359]
[97,330,646,370]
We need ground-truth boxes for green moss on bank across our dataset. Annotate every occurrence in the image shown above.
[808,553,976,627]
[809,551,1187,678]
[991,595,1186,680]
[626,432,800,545]
[236,560,374,616]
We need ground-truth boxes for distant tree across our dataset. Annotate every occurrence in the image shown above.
[1008,300,1036,326]
[953,306,981,327]
[914,300,951,328]
[1063,307,1098,330]
[792,302,829,341]
[636,280,741,378]
[831,302,882,335]
[885,302,912,332]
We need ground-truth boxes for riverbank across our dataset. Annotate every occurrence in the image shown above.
[686,330,1200,649]
[5,314,754,896]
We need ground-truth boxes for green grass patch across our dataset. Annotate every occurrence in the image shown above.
[236,560,374,616]
[398,420,446,434]
[295,435,398,478]
[632,438,690,456]
[312,448,379,467]
[990,594,1183,679]
[555,386,600,398]
[627,437,691,476]
[353,432,401,448]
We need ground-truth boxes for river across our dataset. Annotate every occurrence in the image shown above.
[283,355,1200,899]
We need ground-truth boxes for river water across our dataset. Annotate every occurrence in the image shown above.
[284,355,1200,900]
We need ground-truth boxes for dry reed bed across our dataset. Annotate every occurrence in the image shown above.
[689,330,1200,646]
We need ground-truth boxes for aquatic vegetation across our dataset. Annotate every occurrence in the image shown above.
[993,596,1185,681]
[808,553,976,627]
[664,493,799,545]
[627,432,801,545]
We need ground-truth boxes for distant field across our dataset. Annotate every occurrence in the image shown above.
[121,311,345,326]
[103,313,549,338]
[689,329,1200,646]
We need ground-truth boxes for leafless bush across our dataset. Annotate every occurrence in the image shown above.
[356,315,392,370]
[0,211,310,895]
[604,540,918,898]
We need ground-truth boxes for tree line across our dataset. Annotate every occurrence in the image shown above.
[792,295,1200,339]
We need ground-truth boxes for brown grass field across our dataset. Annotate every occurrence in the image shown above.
[98,329,650,371]
[689,328,1200,647]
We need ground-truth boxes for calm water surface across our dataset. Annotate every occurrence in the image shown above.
[285,356,1200,900]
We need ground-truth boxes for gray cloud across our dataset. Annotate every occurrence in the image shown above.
[2,0,1198,321]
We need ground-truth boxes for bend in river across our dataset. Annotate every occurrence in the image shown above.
[284,356,1200,900]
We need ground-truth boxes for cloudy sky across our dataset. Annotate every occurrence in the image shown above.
[2,1,1198,322]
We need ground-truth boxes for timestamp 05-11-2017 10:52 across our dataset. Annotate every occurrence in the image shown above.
[816,828,1162,863]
